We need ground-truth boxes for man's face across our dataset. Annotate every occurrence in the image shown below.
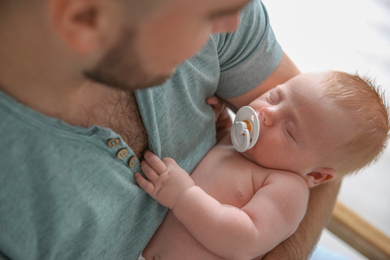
[243,72,353,175]
[85,0,251,90]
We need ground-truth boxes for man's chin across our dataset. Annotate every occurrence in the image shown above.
[146,71,174,88]
[83,70,174,91]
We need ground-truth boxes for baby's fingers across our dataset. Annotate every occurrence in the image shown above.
[206,96,220,106]
[144,151,167,174]
[141,160,160,183]
[135,173,155,195]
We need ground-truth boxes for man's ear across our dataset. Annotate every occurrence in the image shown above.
[304,167,335,188]
[47,0,109,54]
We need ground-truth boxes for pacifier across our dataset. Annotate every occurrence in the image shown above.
[231,106,260,152]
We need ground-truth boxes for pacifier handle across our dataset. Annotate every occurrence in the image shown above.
[232,122,251,152]
[231,106,260,153]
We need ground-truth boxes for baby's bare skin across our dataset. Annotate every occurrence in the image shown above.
[141,136,308,259]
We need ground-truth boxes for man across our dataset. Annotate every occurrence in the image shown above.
[0,0,340,259]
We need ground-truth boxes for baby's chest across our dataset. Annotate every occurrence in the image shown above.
[191,149,266,208]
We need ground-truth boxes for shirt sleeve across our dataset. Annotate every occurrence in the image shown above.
[213,0,283,99]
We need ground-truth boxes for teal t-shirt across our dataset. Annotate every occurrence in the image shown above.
[0,1,282,259]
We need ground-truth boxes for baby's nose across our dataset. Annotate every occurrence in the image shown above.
[260,107,275,127]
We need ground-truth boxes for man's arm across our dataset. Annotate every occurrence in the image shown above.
[226,52,300,109]
[262,181,341,259]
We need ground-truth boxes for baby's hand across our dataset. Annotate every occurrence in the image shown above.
[207,96,232,141]
[207,96,228,122]
[135,151,195,209]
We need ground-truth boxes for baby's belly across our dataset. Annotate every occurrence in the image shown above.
[142,146,261,259]
[142,211,224,260]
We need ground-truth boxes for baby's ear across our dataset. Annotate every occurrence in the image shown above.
[304,167,335,188]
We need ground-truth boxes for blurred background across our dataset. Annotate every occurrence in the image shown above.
[261,0,390,259]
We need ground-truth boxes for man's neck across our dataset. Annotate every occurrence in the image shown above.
[0,63,115,128]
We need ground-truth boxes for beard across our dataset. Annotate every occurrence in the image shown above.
[84,28,173,91]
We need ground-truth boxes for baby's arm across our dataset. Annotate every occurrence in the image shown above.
[135,151,309,259]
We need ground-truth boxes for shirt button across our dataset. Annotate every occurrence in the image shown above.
[128,156,137,168]
[107,138,120,148]
[116,148,128,159]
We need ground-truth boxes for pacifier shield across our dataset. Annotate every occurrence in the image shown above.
[231,106,260,152]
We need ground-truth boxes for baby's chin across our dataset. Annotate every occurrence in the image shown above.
[240,149,264,167]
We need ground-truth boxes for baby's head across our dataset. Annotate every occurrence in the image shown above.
[243,71,389,187]
[319,71,389,179]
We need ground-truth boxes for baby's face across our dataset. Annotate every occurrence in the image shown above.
[243,72,352,176]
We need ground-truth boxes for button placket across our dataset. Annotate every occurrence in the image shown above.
[106,137,141,173]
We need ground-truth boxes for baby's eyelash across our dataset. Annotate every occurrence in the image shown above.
[267,93,274,104]
[285,121,297,142]
[268,92,277,104]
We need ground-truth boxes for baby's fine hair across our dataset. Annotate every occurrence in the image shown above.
[323,71,390,178]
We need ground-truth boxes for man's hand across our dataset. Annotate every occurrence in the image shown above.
[135,151,195,209]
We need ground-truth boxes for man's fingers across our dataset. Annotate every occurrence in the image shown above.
[134,173,155,195]
[144,151,167,174]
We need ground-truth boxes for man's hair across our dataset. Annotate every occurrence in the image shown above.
[323,71,390,178]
